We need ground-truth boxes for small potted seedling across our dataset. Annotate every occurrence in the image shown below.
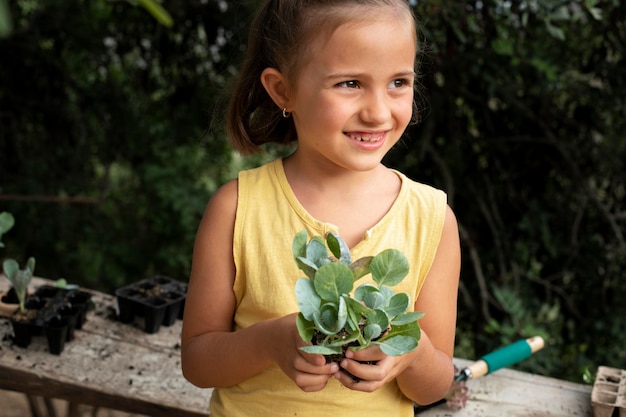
[293,230,423,370]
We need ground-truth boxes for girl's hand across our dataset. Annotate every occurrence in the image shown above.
[333,345,417,392]
[271,313,339,392]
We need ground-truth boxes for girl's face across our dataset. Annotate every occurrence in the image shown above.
[288,10,416,173]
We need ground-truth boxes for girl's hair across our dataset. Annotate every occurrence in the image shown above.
[226,0,417,155]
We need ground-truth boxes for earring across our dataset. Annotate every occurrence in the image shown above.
[282,108,291,118]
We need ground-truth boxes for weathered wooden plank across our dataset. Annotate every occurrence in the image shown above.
[417,359,593,417]
[0,277,212,417]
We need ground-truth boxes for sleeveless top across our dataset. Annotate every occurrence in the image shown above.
[209,158,447,417]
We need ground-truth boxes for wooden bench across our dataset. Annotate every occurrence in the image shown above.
[0,277,210,417]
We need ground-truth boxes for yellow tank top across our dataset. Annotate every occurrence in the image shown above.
[209,159,447,417]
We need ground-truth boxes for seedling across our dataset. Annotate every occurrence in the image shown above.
[3,257,36,313]
[293,230,423,360]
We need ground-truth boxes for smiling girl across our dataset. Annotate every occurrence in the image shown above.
[181,1,461,416]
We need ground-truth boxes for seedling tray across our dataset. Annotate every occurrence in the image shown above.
[9,285,93,354]
[592,366,626,417]
[114,275,187,334]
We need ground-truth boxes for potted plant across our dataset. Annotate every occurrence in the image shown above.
[0,211,92,354]
[292,230,424,368]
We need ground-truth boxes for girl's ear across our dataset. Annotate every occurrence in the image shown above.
[260,68,291,111]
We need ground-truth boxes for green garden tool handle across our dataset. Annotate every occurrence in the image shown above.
[455,336,545,382]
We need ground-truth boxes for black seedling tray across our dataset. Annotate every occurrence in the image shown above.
[114,275,187,334]
[10,285,93,354]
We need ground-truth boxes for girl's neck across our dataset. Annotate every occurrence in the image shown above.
[281,153,401,248]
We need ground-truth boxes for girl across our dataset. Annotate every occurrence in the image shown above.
[181,1,461,416]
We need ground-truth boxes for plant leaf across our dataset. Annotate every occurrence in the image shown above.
[0,211,15,235]
[363,290,385,310]
[385,321,422,342]
[326,232,352,265]
[391,311,425,326]
[385,292,411,318]
[313,298,347,335]
[2,258,18,282]
[292,229,308,259]
[370,249,409,287]
[137,0,174,28]
[296,313,316,342]
[365,308,389,331]
[354,283,378,302]
[295,278,321,320]
[314,262,353,302]
[307,237,330,267]
[295,256,318,280]
[299,345,342,355]
[349,256,373,281]
[364,323,382,341]
[376,335,418,356]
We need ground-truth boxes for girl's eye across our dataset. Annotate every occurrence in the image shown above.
[337,80,360,89]
[389,78,412,89]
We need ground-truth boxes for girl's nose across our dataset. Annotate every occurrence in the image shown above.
[360,91,391,124]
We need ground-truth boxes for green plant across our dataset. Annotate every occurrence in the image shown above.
[0,211,14,247]
[1,211,35,313]
[292,230,423,360]
[2,257,35,313]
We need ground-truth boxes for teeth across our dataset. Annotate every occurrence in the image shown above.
[348,133,382,143]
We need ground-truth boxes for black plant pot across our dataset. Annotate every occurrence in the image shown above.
[8,285,93,355]
[115,275,187,334]
[45,316,70,355]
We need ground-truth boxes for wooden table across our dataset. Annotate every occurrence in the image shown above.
[416,358,593,417]
[0,277,211,417]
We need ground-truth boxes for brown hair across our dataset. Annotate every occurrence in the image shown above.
[226,0,418,155]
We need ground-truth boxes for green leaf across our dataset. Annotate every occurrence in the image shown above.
[137,0,174,28]
[313,298,347,335]
[362,290,385,310]
[295,256,318,280]
[314,262,353,302]
[0,0,12,38]
[296,313,315,342]
[295,278,321,320]
[307,237,330,267]
[376,335,418,356]
[326,232,352,265]
[299,345,342,355]
[370,249,409,287]
[2,259,18,281]
[365,308,389,331]
[385,321,421,342]
[349,256,373,281]
[343,295,375,324]
[354,283,378,302]
[292,230,308,259]
[385,292,411,318]
[0,211,14,234]
[363,323,382,341]
[391,311,424,326]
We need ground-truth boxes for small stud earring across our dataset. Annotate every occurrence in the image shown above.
[282,108,291,118]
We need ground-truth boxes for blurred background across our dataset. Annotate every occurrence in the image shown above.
[0,0,624,384]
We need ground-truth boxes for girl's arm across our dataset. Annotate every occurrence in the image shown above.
[395,204,460,404]
[334,205,460,405]
[180,180,337,391]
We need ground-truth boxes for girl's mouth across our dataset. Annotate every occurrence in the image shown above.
[346,132,385,143]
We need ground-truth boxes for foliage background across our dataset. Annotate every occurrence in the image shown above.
[0,0,624,383]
